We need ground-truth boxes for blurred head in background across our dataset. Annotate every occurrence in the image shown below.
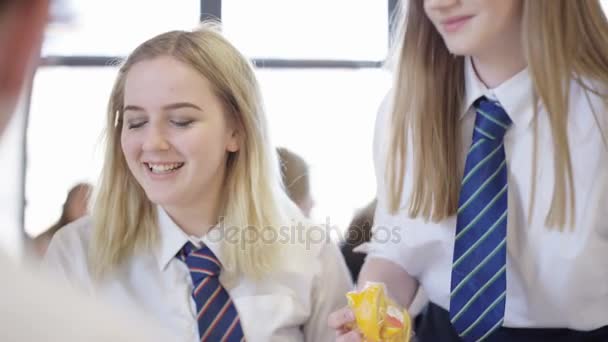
[34,182,92,256]
[63,183,92,221]
[0,0,49,135]
[277,147,313,217]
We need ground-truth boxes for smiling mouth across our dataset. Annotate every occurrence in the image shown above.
[144,162,185,174]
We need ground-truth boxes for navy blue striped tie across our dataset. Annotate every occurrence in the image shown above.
[179,242,245,342]
[449,97,511,341]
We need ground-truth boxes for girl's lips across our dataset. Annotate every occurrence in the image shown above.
[441,15,473,33]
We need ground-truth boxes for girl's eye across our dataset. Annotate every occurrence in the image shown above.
[126,121,147,129]
[171,120,194,127]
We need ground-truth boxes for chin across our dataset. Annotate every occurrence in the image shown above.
[144,191,179,207]
[443,43,473,56]
[439,35,476,56]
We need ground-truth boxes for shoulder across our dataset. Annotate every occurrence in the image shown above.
[373,90,396,176]
[571,77,608,109]
[278,224,352,296]
[373,91,394,147]
[48,215,94,254]
[568,78,608,143]
[44,216,94,278]
[276,218,346,274]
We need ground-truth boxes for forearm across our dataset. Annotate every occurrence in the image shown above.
[358,256,419,309]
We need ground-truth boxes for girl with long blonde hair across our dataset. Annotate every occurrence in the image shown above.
[45,23,351,342]
[330,0,608,341]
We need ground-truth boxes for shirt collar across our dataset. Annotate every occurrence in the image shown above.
[463,56,535,129]
[155,206,225,271]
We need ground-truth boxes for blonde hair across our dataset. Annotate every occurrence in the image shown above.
[387,0,608,229]
[91,23,295,278]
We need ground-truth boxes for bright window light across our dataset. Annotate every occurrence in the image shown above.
[43,0,200,56]
[223,0,388,60]
[257,69,391,232]
[26,68,115,237]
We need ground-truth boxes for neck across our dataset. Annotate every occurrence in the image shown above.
[472,54,526,89]
[164,176,225,237]
[164,200,221,237]
[471,22,526,88]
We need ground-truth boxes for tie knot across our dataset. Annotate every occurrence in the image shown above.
[180,242,222,277]
[473,97,512,141]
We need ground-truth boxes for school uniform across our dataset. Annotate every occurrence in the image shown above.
[367,57,608,341]
[44,206,352,342]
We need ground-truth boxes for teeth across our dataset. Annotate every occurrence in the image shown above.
[146,163,183,174]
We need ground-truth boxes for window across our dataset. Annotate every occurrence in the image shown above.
[44,0,200,57]
[223,0,388,60]
[257,69,391,230]
[25,1,392,241]
[26,67,116,236]
[222,0,392,232]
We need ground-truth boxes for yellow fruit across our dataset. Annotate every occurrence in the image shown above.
[346,283,412,342]
[346,283,384,341]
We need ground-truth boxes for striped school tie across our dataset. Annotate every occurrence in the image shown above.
[449,97,512,341]
[179,242,245,342]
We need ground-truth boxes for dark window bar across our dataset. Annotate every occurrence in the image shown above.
[41,56,383,69]
[201,0,221,21]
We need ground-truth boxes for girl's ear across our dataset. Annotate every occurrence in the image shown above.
[226,127,240,152]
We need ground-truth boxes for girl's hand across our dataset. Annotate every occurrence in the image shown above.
[328,306,362,341]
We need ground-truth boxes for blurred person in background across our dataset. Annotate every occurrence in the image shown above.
[0,1,170,341]
[32,182,92,257]
[277,146,314,217]
[339,198,376,282]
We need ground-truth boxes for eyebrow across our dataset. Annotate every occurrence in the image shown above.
[123,102,203,112]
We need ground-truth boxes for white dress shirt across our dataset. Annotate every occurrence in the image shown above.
[367,57,608,330]
[44,207,352,342]
[0,253,171,341]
